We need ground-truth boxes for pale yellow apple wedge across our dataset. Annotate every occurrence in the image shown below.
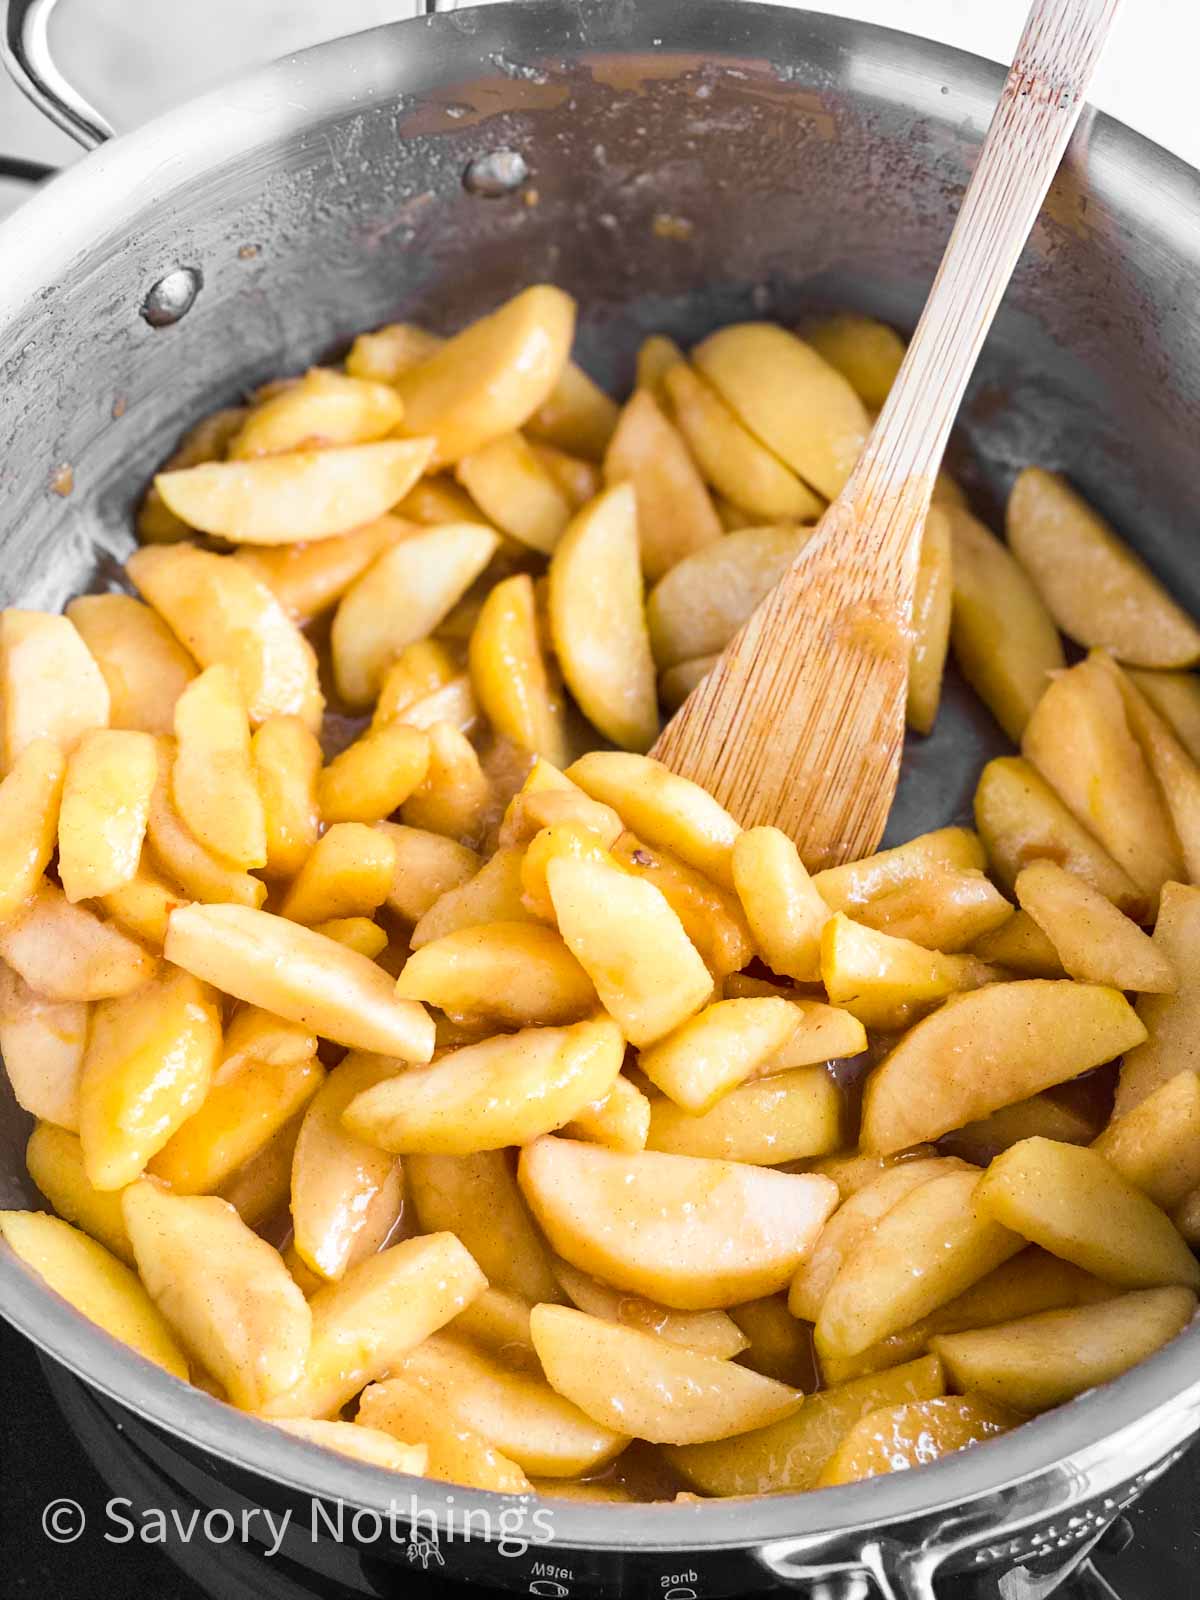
[228,368,405,459]
[691,323,869,500]
[0,1209,188,1378]
[646,525,814,670]
[551,1258,748,1359]
[933,1287,1196,1413]
[395,922,596,1027]
[860,981,1147,1154]
[156,439,434,544]
[820,912,999,1032]
[947,508,1065,742]
[66,594,197,736]
[127,544,323,730]
[1007,467,1200,667]
[394,286,576,467]
[0,610,109,775]
[0,740,64,925]
[815,1169,1024,1359]
[518,1136,837,1310]
[123,1181,310,1408]
[645,1068,841,1166]
[0,880,156,1002]
[1093,1072,1200,1211]
[788,1157,969,1324]
[165,903,433,1059]
[1116,882,1200,1114]
[973,755,1144,915]
[0,966,85,1131]
[638,997,802,1113]
[344,1017,623,1155]
[566,751,741,888]
[290,1054,403,1281]
[79,969,222,1191]
[732,826,830,982]
[469,572,569,765]
[406,1150,564,1306]
[391,1332,628,1477]
[816,1395,1018,1486]
[667,1354,945,1495]
[1015,860,1176,992]
[974,1137,1200,1291]
[25,1124,133,1264]
[332,522,499,708]
[264,1233,486,1419]
[358,1378,533,1493]
[547,483,658,753]
[530,1303,803,1444]
[547,854,712,1047]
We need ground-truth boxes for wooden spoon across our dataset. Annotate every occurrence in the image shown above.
[652,0,1122,868]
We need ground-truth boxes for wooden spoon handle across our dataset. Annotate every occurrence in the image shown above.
[848,0,1122,533]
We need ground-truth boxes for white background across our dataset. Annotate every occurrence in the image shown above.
[0,0,1195,192]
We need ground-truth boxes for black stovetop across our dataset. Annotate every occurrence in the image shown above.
[2,1317,1196,1599]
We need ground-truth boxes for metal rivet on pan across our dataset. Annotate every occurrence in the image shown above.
[141,267,203,328]
[462,149,529,196]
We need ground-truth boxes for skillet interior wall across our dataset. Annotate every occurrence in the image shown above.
[0,1,1197,867]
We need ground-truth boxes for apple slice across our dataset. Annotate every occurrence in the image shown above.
[271,1418,426,1477]
[290,1053,402,1281]
[343,1017,623,1155]
[127,544,323,729]
[265,1233,485,1419]
[691,323,869,500]
[229,369,405,459]
[731,825,830,982]
[358,1378,533,1493]
[0,1209,187,1378]
[468,571,569,765]
[391,1332,628,1476]
[638,997,801,1113]
[645,1068,841,1166]
[566,751,741,887]
[0,965,85,1130]
[788,1157,967,1324]
[24,1123,133,1264]
[331,522,499,708]
[0,880,155,1002]
[548,483,658,753]
[1007,467,1200,667]
[0,610,109,775]
[172,666,266,870]
[974,1137,1200,1290]
[530,1303,803,1444]
[820,912,999,1031]
[123,1181,310,1408]
[165,903,434,1060]
[1094,1071,1200,1210]
[667,1353,944,1495]
[394,922,596,1027]
[860,980,1147,1154]
[406,1150,563,1306]
[0,740,65,925]
[78,969,222,1190]
[547,854,712,1047]
[1015,860,1176,992]
[394,286,576,467]
[156,439,433,543]
[816,1395,1018,1486]
[518,1136,837,1310]
[551,1258,748,1359]
[1116,882,1200,1114]
[932,1287,1196,1413]
[814,1169,1024,1359]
